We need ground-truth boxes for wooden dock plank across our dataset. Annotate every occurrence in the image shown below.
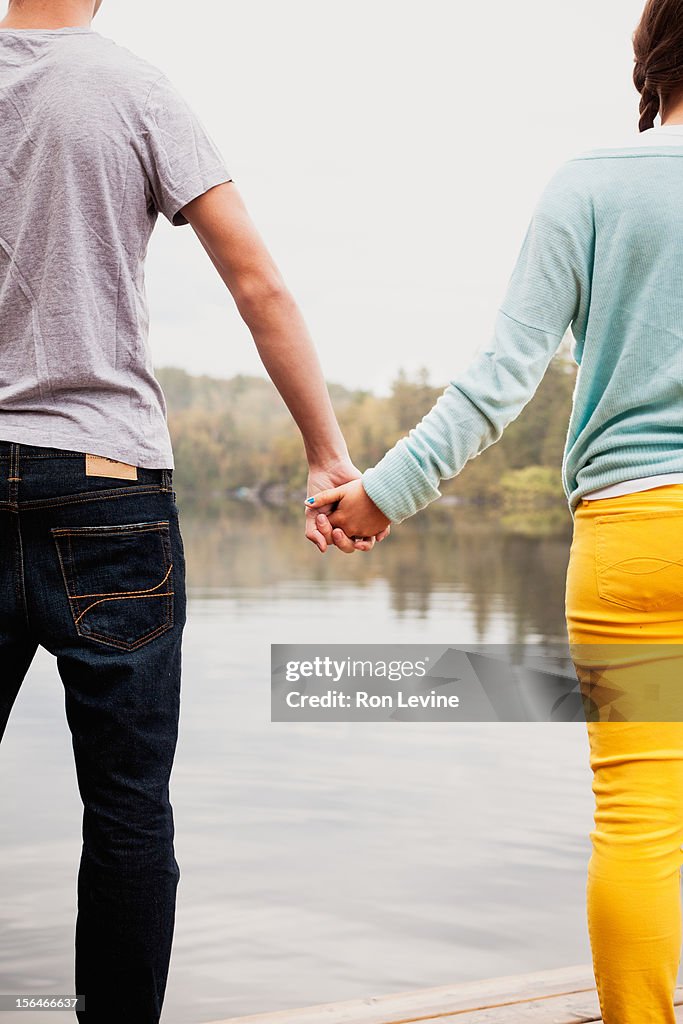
[428,996,683,1024]
[208,963,661,1024]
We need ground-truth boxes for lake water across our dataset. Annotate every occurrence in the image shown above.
[0,504,631,1023]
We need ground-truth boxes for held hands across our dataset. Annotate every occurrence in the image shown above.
[305,477,391,554]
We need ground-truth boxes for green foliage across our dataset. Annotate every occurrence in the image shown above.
[500,464,564,498]
[389,367,443,432]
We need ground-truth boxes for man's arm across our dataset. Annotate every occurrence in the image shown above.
[180,180,388,552]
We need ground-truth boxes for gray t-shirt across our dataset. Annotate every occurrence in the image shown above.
[0,26,232,468]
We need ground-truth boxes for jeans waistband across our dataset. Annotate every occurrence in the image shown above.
[0,441,173,490]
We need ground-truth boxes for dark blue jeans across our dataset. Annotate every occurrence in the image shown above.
[0,441,187,1023]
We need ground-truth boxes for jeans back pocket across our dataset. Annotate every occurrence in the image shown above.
[51,520,174,650]
[595,509,683,612]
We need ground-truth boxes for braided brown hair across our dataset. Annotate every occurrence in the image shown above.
[633,0,683,130]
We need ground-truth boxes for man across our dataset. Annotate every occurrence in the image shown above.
[0,1,387,1020]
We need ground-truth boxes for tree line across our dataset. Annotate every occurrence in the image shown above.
[158,335,576,516]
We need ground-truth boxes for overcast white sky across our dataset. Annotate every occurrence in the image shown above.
[93,0,648,394]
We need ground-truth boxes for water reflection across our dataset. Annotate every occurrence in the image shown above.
[178,505,573,638]
[179,503,573,642]
[0,506,595,1024]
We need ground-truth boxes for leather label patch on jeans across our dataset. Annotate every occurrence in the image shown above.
[85,454,138,480]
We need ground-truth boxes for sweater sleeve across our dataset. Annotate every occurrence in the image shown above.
[361,160,595,524]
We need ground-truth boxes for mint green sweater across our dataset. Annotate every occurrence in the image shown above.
[361,144,683,523]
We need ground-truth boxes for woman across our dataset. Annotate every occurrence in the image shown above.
[307,1,683,1020]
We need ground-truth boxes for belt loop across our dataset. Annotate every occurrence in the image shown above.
[8,442,20,503]
[162,468,172,491]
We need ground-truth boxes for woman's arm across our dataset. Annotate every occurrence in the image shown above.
[308,159,595,536]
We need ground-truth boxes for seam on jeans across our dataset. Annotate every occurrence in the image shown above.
[595,509,683,524]
[0,454,84,459]
[594,521,600,610]
[52,520,170,536]
[15,513,30,632]
[79,619,174,651]
[12,515,22,624]
[586,862,609,1022]
[0,486,167,511]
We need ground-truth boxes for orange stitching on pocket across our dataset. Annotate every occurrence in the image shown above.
[51,520,175,650]
[70,561,173,605]
[73,588,175,626]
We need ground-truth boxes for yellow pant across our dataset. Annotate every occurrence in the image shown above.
[565,484,683,1023]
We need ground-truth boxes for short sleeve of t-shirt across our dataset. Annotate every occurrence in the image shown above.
[140,73,233,226]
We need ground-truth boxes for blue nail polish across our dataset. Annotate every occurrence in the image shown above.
[306,497,315,504]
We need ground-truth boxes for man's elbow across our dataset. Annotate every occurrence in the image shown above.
[231,271,293,327]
